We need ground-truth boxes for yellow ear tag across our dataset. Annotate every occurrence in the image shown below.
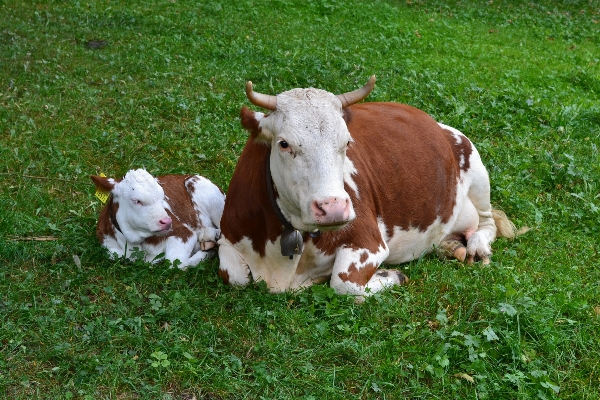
[94,173,110,204]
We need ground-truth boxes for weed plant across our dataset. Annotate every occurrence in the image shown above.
[1,0,599,398]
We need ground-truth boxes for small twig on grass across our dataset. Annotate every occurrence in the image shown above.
[0,173,77,183]
[7,236,58,242]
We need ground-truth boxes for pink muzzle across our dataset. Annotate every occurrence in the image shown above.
[311,196,352,226]
[159,217,173,232]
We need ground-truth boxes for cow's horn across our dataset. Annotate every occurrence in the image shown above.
[245,81,277,111]
[336,75,376,108]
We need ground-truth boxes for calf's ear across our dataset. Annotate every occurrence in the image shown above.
[90,175,116,192]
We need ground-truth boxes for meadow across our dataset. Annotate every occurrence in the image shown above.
[1,0,599,398]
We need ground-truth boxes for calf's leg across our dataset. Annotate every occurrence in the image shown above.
[164,235,214,270]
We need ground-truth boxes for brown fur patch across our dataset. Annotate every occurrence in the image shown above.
[343,103,459,237]
[91,175,120,192]
[442,128,473,172]
[342,107,353,125]
[159,175,205,243]
[143,234,169,246]
[159,175,200,229]
[240,106,263,140]
[312,215,385,256]
[218,269,230,284]
[220,133,283,257]
[96,199,117,243]
[185,177,197,195]
[314,103,462,256]
[359,251,369,263]
[338,262,378,287]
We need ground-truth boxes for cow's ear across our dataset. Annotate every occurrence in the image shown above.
[240,106,272,143]
[91,175,116,192]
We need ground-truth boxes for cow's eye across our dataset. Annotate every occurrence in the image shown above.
[279,141,289,149]
[133,199,143,206]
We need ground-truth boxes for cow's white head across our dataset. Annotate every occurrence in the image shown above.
[241,76,376,232]
[91,169,172,243]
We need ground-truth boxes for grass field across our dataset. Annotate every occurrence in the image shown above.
[1,0,599,398]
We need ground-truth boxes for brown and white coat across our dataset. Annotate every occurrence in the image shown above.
[218,77,514,297]
[92,169,225,270]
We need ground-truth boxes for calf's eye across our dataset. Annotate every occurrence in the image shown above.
[279,141,289,149]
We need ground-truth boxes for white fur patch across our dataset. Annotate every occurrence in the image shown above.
[344,155,360,198]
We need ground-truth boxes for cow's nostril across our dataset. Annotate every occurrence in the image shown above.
[311,200,327,217]
[160,217,172,227]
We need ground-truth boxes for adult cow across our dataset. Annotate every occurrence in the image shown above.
[218,76,514,297]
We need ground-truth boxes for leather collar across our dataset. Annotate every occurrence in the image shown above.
[265,154,295,231]
[107,194,123,234]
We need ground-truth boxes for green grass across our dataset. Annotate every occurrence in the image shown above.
[1,0,599,398]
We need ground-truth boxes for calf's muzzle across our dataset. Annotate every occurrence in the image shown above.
[159,217,173,232]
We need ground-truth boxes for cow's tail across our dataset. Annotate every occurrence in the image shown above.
[492,208,524,239]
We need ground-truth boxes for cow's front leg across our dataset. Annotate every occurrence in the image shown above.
[329,244,408,298]
[217,238,252,286]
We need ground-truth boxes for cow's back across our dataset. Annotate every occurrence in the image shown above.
[309,102,468,261]
[344,102,463,230]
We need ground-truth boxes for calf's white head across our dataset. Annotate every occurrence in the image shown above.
[92,169,172,243]
[242,76,376,232]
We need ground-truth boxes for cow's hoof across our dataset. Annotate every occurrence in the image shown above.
[437,239,467,262]
[453,246,467,262]
[373,269,409,285]
[466,254,490,265]
[394,270,409,285]
[201,240,217,251]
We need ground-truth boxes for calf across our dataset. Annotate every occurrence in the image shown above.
[91,169,225,270]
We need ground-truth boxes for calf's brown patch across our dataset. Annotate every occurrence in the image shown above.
[96,199,118,242]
